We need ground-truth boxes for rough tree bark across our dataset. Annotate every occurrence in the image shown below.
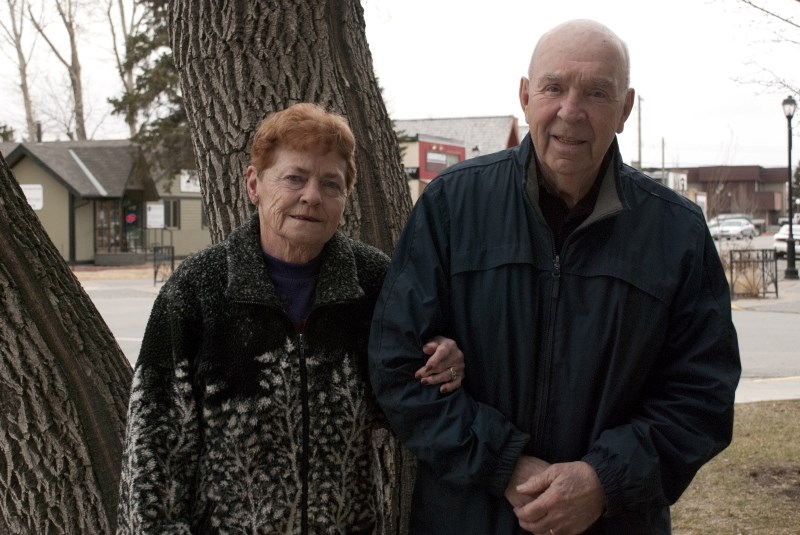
[0,152,132,532]
[168,1,416,532]
[168,0,413,252]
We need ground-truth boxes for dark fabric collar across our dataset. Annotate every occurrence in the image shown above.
[224,213,365,306]
[523,135,625,227]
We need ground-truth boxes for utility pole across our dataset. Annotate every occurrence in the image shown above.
[637,95,643,169]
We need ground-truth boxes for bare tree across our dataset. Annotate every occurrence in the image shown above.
[0,152,132,532]
[107,0,150,137]
[27,0,87,140]
[735,0,800,94]
[0,0,37,142]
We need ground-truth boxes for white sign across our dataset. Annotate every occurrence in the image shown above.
[179,169,202,193]
[21,184,43,210]
[147,202,165,229]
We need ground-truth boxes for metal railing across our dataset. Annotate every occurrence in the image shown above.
[152,245,175,285]
[728,249,778,299]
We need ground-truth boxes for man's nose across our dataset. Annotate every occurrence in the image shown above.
[558,91,587,122]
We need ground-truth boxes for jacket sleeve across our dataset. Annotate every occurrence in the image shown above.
[368,187,529,497]
[116,271,202,534]
[583,226,741,516]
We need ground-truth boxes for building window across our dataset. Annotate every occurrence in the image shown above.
[164,199,181,229]
[425,151,461,174]
[96,200,122,252]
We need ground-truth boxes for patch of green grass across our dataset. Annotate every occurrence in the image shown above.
[671,400,800,534]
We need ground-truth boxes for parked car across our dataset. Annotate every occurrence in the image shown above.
[773,224,800,258]
[708,218,757,240]
[707,213,760,236]
[776,213,800,226]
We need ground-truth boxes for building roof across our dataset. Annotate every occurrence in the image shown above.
[1,140,137,198]
[687,165,786,184]
[394,116,520,157]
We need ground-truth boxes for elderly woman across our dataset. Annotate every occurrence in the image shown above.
[117,103,464,533]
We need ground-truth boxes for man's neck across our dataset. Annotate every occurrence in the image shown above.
[539,173,595,209]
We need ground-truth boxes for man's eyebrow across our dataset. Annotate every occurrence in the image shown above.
[535,74,561,85]
[534,73,618,90]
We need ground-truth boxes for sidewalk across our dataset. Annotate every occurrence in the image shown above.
[731,275,800,315]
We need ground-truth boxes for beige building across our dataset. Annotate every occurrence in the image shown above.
[0,140,212,265]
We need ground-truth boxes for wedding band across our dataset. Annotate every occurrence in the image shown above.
[449,366,457,380]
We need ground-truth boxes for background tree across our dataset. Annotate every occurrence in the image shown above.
[168,0,414,531]
[0,152,132,532]
[0,123,14,141]
[0,0,37,142]
[106,0,150,137]
[27,0,88,140]
[109,0,194,187]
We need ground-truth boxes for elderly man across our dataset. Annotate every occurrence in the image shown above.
[369,19,740,534]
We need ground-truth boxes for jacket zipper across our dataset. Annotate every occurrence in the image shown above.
[534,251,561,456]
[297,332,310,535]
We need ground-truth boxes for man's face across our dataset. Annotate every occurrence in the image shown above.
[520,24,634,186]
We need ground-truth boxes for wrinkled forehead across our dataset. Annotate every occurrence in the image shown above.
[530,22,630,88]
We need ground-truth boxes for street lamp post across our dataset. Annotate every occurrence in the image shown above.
[782,95,799,279]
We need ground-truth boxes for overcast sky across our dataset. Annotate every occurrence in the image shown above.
[1,0,798,169]
[364,0,800,168]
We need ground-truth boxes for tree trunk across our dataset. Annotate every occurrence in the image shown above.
[168,0,412,252]
[0,152,132,532]
[169,1,416,532]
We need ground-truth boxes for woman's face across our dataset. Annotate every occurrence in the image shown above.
[246,146,348,263]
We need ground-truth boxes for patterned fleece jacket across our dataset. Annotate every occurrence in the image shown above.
[117,214,390,534]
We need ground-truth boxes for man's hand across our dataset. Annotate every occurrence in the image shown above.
[414,336,465,393]
[504,455,551,508]
[512,461,605,535]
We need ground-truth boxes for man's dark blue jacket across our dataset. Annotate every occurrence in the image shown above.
[369,135,741,534]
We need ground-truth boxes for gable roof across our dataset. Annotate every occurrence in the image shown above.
[1,140,136,198]
[394,116,520,157]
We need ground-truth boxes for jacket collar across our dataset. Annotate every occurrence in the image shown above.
[224,213,365,307]
[519,133,627,224]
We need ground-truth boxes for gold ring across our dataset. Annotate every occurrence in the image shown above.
[449,366,457,381]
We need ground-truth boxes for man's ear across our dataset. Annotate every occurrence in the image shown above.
[617,88,636,134]
[519,77,531,112]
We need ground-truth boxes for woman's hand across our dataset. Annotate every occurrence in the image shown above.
[414,336,465,394]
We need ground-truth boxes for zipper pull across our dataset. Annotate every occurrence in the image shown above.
[553,254,561,298]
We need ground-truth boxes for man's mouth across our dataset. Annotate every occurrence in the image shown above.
[554,135,584,145]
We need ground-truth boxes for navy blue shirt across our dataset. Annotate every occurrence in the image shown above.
[262,252,322,332]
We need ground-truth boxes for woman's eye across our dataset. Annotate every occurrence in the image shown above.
[284,175,305,187]
[323,181,344,193]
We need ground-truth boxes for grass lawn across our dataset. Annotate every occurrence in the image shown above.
[671,399,800,534]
